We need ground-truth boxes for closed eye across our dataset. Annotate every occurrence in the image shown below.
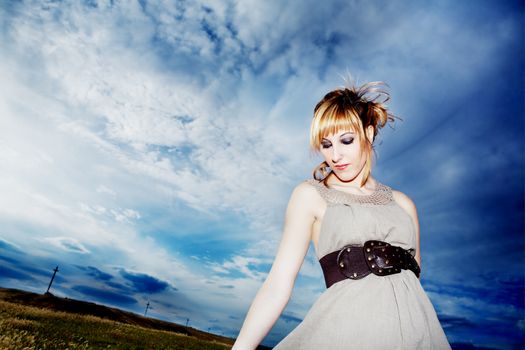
[321,133,355,149]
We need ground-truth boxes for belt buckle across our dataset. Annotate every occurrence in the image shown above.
[336,244,370,280]
[363,240,402,276]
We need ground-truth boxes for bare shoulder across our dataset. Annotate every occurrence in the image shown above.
[289,180,323,204]
[287,180,324,217]
[391,189,418,219]
[293,180,321,197]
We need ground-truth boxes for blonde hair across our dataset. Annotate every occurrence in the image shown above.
[310,81,398,186]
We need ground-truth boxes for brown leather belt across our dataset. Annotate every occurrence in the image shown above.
[319,240,421,288]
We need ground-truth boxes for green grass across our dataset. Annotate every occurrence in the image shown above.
[0,300,231,349]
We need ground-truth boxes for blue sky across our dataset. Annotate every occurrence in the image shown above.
[0,0,523,348]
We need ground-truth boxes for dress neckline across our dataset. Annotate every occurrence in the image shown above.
[321,180,380,198]
[307,178,393,205]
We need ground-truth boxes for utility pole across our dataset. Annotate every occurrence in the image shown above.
[144,301,150,317]
[45,266,59,294]
[186,318,189,327]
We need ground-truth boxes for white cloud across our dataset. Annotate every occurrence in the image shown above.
[96,185,116,196]
[44,236,90,254]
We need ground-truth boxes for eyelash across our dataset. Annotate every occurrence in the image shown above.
[321,138,354,149]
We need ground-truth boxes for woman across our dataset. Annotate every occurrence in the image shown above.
[232,81,451,349]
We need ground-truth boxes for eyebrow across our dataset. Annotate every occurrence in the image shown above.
[322,131,355,141]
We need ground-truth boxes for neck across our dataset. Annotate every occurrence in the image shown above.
[327,172,375,190]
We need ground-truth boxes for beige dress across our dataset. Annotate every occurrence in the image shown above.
[273,179,451,350]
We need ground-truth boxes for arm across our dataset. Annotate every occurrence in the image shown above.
[232,182,317,350]
[392,190,421,277]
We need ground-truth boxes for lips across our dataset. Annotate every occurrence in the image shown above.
[334,164,349,170]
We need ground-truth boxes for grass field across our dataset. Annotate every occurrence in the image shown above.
[0,299,233,349]
[0,286,243,350]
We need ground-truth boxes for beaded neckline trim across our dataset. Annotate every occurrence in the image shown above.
[307,179,394,205]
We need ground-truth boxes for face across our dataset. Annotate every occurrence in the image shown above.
[319,126,373,183]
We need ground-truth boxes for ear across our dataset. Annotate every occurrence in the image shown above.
[365,125,375,143]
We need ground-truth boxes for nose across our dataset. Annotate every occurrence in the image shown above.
[330,144,343,164]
